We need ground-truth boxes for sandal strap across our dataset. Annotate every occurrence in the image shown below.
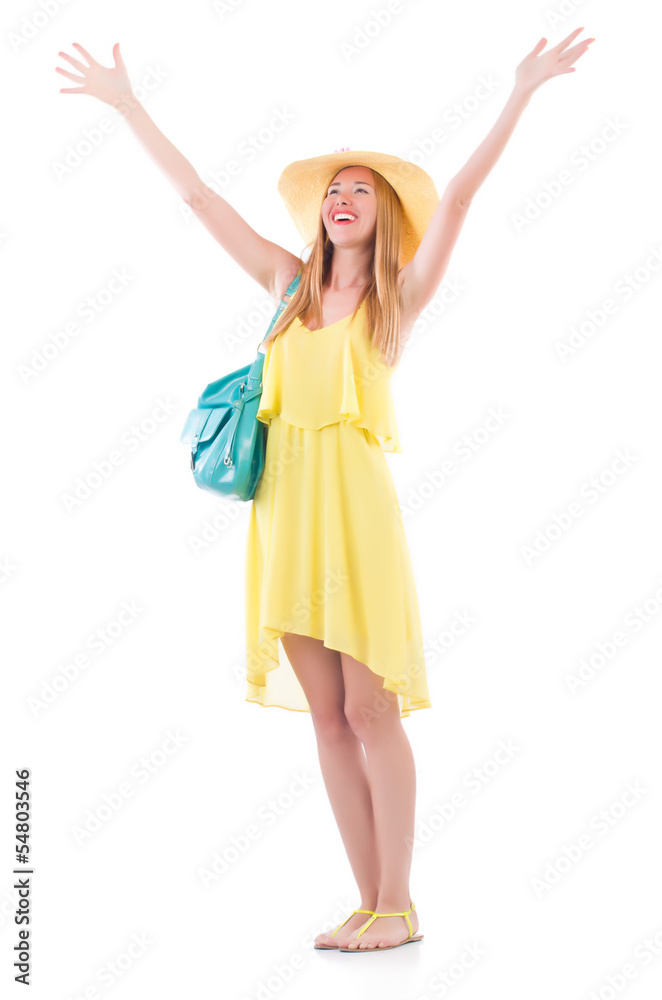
[356,902,415,939]
[331,908,375,937]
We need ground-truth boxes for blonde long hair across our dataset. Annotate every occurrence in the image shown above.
[262,167,405,369]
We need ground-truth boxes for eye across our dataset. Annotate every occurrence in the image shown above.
[328,186,369,195]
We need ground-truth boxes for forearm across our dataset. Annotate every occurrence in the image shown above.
[447,84,533,205]
[115,91,205,203]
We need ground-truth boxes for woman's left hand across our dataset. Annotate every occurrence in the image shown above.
[515,27,595,96]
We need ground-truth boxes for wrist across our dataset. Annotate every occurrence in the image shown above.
[511,80,535,105]
[113,89,141,117]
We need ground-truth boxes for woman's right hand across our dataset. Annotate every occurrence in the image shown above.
[56,42,134,109]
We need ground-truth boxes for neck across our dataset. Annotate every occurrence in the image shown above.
[325,245,373,290]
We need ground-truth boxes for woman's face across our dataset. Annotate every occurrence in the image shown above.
[321,166,377,252]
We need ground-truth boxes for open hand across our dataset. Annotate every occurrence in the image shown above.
[515,28,595,95]
[56,42,134,109]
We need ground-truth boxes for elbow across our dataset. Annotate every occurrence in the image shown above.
[454,190,473,210]
[445,184,473,210]
[185,183,214,213]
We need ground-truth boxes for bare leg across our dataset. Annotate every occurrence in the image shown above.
[280,633,380,947]
[339,650,420,950]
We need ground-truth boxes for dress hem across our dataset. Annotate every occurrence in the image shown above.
[247,624,432,719]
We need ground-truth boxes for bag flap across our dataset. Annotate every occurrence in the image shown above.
[180,407,227,446]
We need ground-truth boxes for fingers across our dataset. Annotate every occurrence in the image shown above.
[529,38,547,57]
[558,37,595,65]
[113,42,126,68]
[71,42,95,66]
[55,66,85,83]
[57,50,88,73]
[555,26,586,53]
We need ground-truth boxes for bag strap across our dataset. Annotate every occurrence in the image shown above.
[259,268,303,347]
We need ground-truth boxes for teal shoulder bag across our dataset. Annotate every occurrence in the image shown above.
[180,270,301,501]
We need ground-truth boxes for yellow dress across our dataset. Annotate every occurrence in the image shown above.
[244,299,432,718]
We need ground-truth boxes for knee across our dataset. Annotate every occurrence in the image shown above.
[344,692,399,743]
[311,704,353,744]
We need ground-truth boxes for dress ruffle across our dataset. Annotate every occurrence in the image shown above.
[256,302,401,452]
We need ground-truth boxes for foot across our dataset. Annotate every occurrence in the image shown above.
[315,906,377,949]
[340,901,420,950]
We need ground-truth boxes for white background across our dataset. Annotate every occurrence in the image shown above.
[2,0,662,997]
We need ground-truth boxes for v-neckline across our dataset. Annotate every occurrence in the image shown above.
[299,300,365,333]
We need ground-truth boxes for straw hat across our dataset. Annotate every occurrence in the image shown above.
[277,149,440,267]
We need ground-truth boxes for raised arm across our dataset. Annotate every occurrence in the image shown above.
[56,42,300,299]
[399,27,596,318]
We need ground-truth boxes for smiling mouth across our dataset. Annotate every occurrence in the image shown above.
[332,213,357,225]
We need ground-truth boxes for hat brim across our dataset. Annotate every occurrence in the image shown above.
[277,150,439,268]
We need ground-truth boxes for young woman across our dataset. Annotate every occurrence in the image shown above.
[56,27,594,953]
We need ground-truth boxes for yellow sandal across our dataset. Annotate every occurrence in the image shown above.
[339,901,423,952]
[314,908,375,950]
